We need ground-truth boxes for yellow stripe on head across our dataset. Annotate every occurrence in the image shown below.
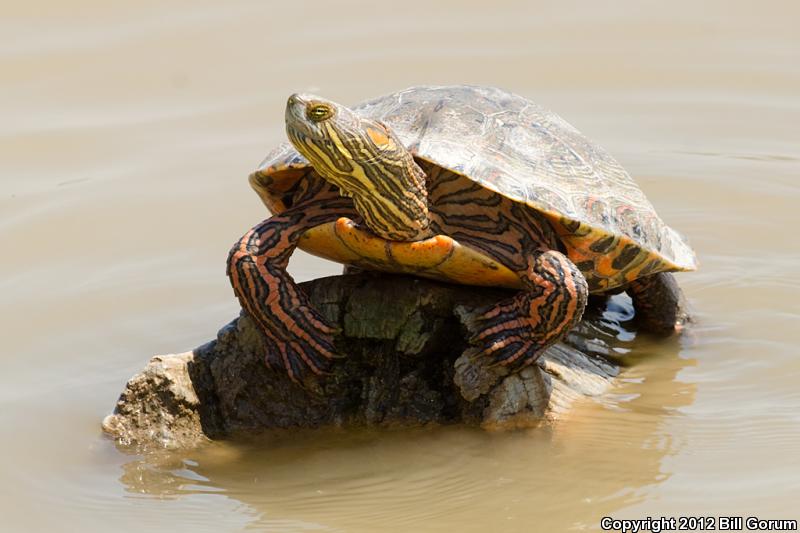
[324,123,355,160]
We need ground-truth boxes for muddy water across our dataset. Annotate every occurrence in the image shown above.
[1,1,798,531]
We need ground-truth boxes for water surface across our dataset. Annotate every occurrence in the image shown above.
[1,1,798,531]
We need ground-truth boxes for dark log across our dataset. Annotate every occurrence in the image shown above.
[103,273,622,450]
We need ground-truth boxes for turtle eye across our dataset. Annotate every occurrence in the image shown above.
[307,104,333,122]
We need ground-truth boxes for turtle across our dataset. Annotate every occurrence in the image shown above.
[227,85,696,394]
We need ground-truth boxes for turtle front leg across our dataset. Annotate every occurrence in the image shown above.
[455,250,588,400]
[227,197,355,383]
[627,272,688,334]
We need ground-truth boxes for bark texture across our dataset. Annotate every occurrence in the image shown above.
[103,274,620,450]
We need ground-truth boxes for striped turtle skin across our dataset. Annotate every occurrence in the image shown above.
[253,86,696,293]
[230,86,696,389]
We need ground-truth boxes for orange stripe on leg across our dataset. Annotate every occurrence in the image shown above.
[459,250,588,376]
[226,188,357,383]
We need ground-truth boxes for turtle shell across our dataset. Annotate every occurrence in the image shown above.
[252,86,697,286]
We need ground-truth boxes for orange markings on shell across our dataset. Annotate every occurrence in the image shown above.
[297,219,523,289]
[593,254,617,278]
[387,234,454,269]
[297,219,363,263]
[334,217,391,263]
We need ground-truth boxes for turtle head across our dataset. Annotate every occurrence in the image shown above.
[285,93,361,154]
[285,93,430,241]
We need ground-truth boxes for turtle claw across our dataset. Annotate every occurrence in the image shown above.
[257,321,341,384]
[272,302,341,382]
[456,303,542,370]
[454,302,546,401]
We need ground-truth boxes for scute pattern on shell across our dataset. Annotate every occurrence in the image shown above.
[255,86,696,272]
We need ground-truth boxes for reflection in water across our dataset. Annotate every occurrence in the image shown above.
[117,298,696,532]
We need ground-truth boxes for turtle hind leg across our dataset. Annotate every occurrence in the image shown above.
[455,250,588,401]
[227,197,355,383]
[627,272,689,335]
